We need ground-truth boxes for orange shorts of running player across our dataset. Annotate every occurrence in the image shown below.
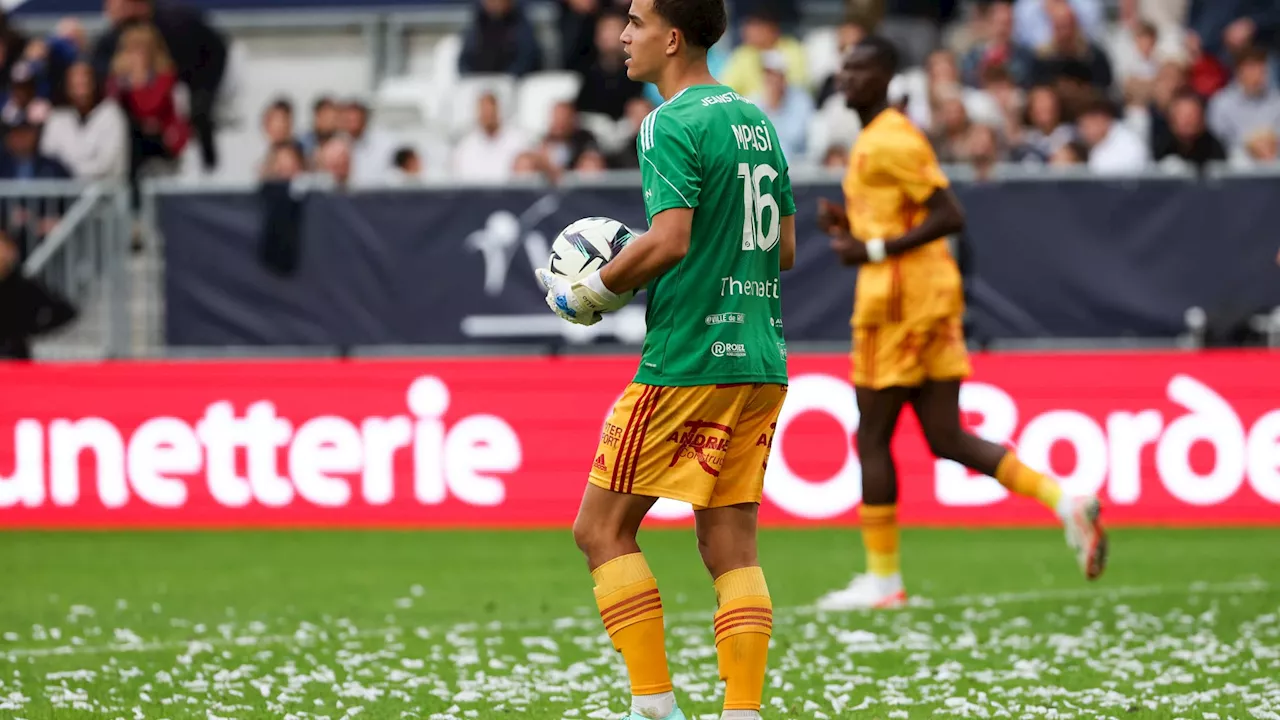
[852,315,972,390]
[589,382,788,509]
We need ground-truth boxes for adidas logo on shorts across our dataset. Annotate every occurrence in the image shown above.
[593,454,608,472]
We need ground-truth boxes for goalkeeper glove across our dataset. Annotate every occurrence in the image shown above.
[534,268,625,326]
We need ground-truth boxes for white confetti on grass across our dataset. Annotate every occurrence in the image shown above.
[1,581,1277,718]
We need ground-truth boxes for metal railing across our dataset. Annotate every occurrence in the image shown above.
[19,182,132,360]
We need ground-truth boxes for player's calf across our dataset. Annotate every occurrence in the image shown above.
[695,505,771,717]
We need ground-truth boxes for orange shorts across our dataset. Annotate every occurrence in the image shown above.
[852,315,971,390]
[589,382,788,509]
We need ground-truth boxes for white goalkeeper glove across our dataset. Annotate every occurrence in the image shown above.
[534,268,624,326]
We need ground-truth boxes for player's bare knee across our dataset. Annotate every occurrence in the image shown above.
[697,541,755,579]
[572,516,633,561]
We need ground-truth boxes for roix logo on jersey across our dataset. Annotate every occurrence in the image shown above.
[0,377,522,512]
[711,342,747,358]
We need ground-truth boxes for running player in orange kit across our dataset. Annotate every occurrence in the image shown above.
[813,36,1108,611]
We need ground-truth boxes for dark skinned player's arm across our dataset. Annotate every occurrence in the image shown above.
[832,187,966,266]
[780,214,796,271]
[598,208,693,294]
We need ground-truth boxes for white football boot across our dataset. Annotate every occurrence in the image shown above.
[1060,494,1108,580]
[815,572,907,611]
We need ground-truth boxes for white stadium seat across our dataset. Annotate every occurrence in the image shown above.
[514,71,583,139]
[432,34,464,96]
[803,28,841,91]
[375,76,437,129]
[448,74,518,138]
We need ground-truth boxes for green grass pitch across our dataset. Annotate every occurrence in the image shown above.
[1,528,1278,719]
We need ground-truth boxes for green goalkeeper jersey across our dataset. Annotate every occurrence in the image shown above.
[632,84,796,388]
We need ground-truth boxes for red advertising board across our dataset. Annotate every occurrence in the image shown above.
[2,352,1278,528]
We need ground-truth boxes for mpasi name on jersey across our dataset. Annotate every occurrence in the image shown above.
[731,122,775,153]
[720,276,780,298]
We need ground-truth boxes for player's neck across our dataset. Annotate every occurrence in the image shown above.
[857,101,891,129]
[656,56,717,103]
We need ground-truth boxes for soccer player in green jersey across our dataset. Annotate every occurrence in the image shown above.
[534,0,796,717]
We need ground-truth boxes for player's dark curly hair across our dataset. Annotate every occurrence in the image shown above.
[653,0,727,51]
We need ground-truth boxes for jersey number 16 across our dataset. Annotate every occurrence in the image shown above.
[737,162,780,252]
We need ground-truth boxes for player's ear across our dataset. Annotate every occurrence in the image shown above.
[666,28,680,57]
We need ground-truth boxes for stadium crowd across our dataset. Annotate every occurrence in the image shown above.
[260,0,1280,185]
[0,0,1278,193]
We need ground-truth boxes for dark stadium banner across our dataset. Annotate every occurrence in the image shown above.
[2,351,1279,529]
[158,178,1280,348]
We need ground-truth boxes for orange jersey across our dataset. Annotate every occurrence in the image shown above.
[843,109,964,327]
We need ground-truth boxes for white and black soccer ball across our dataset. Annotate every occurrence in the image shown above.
[548,216,638,305]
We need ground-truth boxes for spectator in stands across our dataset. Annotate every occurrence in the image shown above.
[317,136,352,190]
[929,88,974,164]
[1181,32,1229,100]
[1049,138,1088,166]
[341,99,395,186]
[1120,0,1190,54]
[539,101,597,171]
[574,9,644,121]
[0,115,71,255]
[300,96,340,160]
[573,146,609,174]
[1077,96,1149,174]
[962,0,1035,88]
[1046,58,1100,121]
[39,62,128,181]
[816,21,866,107]
[0,11,29,81]
[736,0,801,35]
[965,123,1006,180]
[257,97,296,177]
[823,144,849,170]
[979,64,1027,138]
[263,140,304,181]
[1,61,53,128]
[1114,20,1163,108]
[1031,1,1113,89]
[459,0,543,78]
[919,49,1002,131]
[452,92,528,183]
[1187,0,1280,66]
[108,24,189,180]
[1144,60,1189,148]
[1208,47,1280,156]
[1014,0,1105,49]
[392,146,423,183]
[261,98,294,148]
[605,96,653,169]
[93,0,227,172]
[557,0,600,74]
[511,151,544,178]
[0,115,70,181]
[1154,89,1226,170]
[0,228,77,361]
[722,10,807,99]
[1011,84,1074,163]
[1240,127,1279,165]
[18,18,86,107]
[752,50,813,161]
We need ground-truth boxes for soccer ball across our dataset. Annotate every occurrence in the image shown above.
[548,216,638,306]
